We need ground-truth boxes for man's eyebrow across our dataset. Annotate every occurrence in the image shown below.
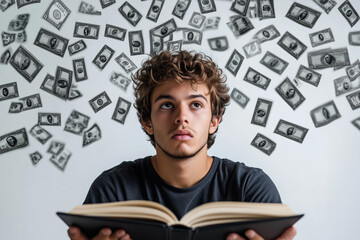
[154,94,208,103]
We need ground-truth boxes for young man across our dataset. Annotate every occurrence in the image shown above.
[68,51,297,240]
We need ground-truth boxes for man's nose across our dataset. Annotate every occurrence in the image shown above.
[175,103,189,124]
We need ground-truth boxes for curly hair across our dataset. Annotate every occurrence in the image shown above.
[132,50,230,149]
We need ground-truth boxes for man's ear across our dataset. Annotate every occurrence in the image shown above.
[209,116,221,134]
[141,119,154,135]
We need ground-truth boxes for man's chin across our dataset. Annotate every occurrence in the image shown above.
[156,141,207,160]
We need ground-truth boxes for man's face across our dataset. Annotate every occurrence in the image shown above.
[142,81,220,159]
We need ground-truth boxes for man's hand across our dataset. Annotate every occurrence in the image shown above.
[226,226,296,240]
[68,226,131,240]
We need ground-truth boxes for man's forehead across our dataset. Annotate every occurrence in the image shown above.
[151,81,210,101]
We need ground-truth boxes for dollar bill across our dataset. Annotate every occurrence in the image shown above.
[0,48,12,64]
[19,93,42,111]
[251,98,272,127]
[231,0,250,15]
[119,1,142,26]
[83,124,101,147]
[149,29,163,56]
[253,24,280,43]
[110,72,131,91]
[69,88,82,100]
[115,53,137,73]
[230,88,249,109]
[276,78,305,110]
[172,0,191,19]
[68,39,87,55]
[225,49,244,76]
[152,19,177,38]
[16,30,26,43]
[72,58,88,82]
[180,28,202,45]
[346,90,360,110]
[277,31,307,59]
[54,66,72,100]
[43,0,71,30]
[208,36,229,51]
[197,0,216,13]
[0,128,28,154]
[40,74,56,96]
[308,48,350,69]
[129,31,144,55]
[100,0,115,8]
[260,51,288,75]
[345,59,360,81]
[8,102,23,113]
[147,0,164,22]
[112,97,131,124]
[34,28,69,57]
[92,45,114,70]
[257,0,275,19]
[188,12,205,29]
[243,39,261,58]
[349,31,360,46]
[104,24,126,41]
[202,16,220,31]
[166,40,182,52]
[50,148,71,171]
[352,116,360,130]
[310,100,341,127]
[16,0,39,8]
[30,124,52,144]
[0,82,19,101]
[312,0,336,14]
[79,1,101,15]
[227,16,254,37]
[89,91,112,113]
[8,13,29,31]
[309,28,335,47]
[73,22,100,39]
[286,2,321,28]
[1,0,15,12]
[250,133,276,156]
[246,0,258,18]
[243,67,271,90]
[274,119,308,143]
[38,112,61,126]
[296,65,322,87]
[2,32,15,46]
[333,75,360,96]
[338,0,359,27]
[30,151,42,165]
[64,110,89,135]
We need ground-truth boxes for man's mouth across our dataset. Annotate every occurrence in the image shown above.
[172,130,193,140]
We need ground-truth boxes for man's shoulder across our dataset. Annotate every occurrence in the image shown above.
[101,156,151,176]
[215,156,263,175]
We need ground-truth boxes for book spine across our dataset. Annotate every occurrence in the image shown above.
[168,226,193,240]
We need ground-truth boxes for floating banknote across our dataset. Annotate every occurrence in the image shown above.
[100,0,115,8]
[352,116,360,130]
[274,119,308,143]
[308,48,350,69]
[30,151,42,165]
[2,32,15,46]
[40,74,56,96]
[83,124,101,147]
[38,112,61,126]
[309,28,335,47]
[92,45,114,70]
[253,24,280,43]
[79,1,101,15]
[73,22,100,39]
[167,40,182,52]
[346,90,360,110]
[208,36,228,51]
[230,0,250,15]
[286,2,321,28]
[43,0,71,30]
[278,31,307,59]
[34,28,69,57]
[202,16,220,31]
[8,102,23,113]
[147,0,164,22]
[243,39,261,58]
[338,0,359,27]
[69,87,82,101]
[230,88,249,109]
[243,67,271,90]
[0,82,18,101]
[225,49,244,76]
[104,24,126,41]
[349,31,360,46]
[64,110,89,135]
[129,31,144,55]
[16,30,26,43]
[17,0,39,8]
[333,76,360,96]
[345,59,360,81]
[89,91,112,113]
[115,53,137,73]
[149,29,163,56]
[112,97,131,124]
[260,51,288,75]
[68,39,87,55]
[110,72,131,91]
[251,133,276,156]
[54,66,72,100]
[0,128,28,154]
[180,28,202,45]
[8,13,29,31]
[119,1,142,26]
[152,19,177,38]
[50,148,71,171]
[295,65,322,87]
[310,100,341,127]
[197,0,216,13]
[19,93,42,111]
[1,0,15,12]
[276,78,305,110]
[258,0,275,19]
[30,124,52,144]
[172,0,191,19]
[189,12,206,29]
[251,98,272,127]
[72,58,88,82]
[227,16,254,37]
[312,0,336,14]
[0,48,12,64]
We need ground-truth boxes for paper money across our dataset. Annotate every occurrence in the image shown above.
[16,30,26,43]
[0,48,12,64]
[92,45,114,70]
[276,78,305,110]
[338,0,359,27]
[181,28,202,45]
[110,72,131,91]
[0,82,19,101]
[309,28,335,47]
[34,28,69,57]
[333,76,360,96]
[243,39,261,58]
[202,16,220,31]
[2,32,15,46]
[274,119,308,143]
[8,102,23,113]
[115,53,137,73]
[251,98,272,127]
[17,0,39,8]
[68,40,87,55]
[149,29,163,56]
[100,0,115,8]
[0,128,28,154]
[230,0,250,15]
[79,1,101,15]
[227,16,254,37]
[30,124,52,144]
[230,88,249,109]
[1,0,15,12]
[112,97,131,124]
[225,49,244,76]
[346,90,360,110]
[9,45,43,83]
[69,88,82,101]
[286,2,321,28]
[89,91,112,113]
[253,24,280,43]
[197,0,216,13]
[152,19,177,38]
[308,48,350,69]
[19,93,42,111]
[147,0,164,22]
[251,133,276,156]
[345,60,360,81]
[40,74,56,96]
[277,31,307,59]
[72,58,88,82]
[260,51,288,75]
[73,22,100,39]
[349,31,360,46]
[38,112,61,126]
[64,110,89,135]
[54,66,72,100]
[243,67,271,90]
[257,0,275,19]
[129,31,144,55]
[167,40,182,52]
[50,148,71,171]
[312,0,336,14]
[104,24,126,41]
[295,65,322,87]
[189,12,206,29]
[82,124,101,147]
[8,13,29,31]
[310,100,341,127]
[30,151,42,165]
[43,0,71,30]
[172,0,191,19]
[208,36,228,51]
[352,116,360,130]
[119,1,142,26]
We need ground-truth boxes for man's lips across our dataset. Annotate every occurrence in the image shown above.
[172,130,193,140]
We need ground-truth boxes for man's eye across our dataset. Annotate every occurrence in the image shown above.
[161,103,173,109]
[191,102,202,109]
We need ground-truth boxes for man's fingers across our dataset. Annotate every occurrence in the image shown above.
[67,226,88,240]
[93,228,112,240]
[277,227,297,240]
[110,229,131,240]
[245,230,264,240]
[226,233,245,240]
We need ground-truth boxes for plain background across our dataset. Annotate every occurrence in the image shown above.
[0,0,359,239]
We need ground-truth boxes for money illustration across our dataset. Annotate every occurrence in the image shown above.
[309,28,335,47]
[277,31,307,59]
[50,148,71,171]
[345,59,360,81]
[8,102,23,113]
[225,49,244,76]
[230,88,249,109]
[189,12,206,29]
[197,0,216,13]
[243,67,271,90]
[152,19,177,38]
[172,0,191,19]
[230,0,250,15]
[30,124,52,144]
[312,0,337,14]
[349,31,360,46]
[40,74,56,96]
[0,82,19,101]
[167,40,182,52]
[69,88,82,101]
[227,16,254,37]
[2,32,15,46]
[295,65,322,87]
[34,28,69,57]
[79,1,101,15]
[202,16,220,31]
[16,30,26,43]
[54,66,72,100]
[253,24,280,43]
[243,39,261,58]
[286,2,321,28]
[147,0,164,22]
[333,76,360,96]
[308,48,350,69]
[260,51,288,75]
[17,0,39,8]
[352,116,360,130]
[0,48,12,64]
[258,0,275,19]
[43,0,71,30]
[0,128,28,154]
[64,110,89,135]
[1,0,15,12]
[112,97,131,124]
[100,0,115,8]
[274,119,308,143]
[251,98,272,127]
[30,151,42,165]
[9,45,43,83]
[115,53,137,73]
[8,13,29,31]
[119,1,142,26]
[19,93,42,111]
[89,91,112,113]
[346,90,360,110]
[83,124,101,147]
[38,112,61,126]
[208,36,228,51]
[92,45,114,70]
[72,58,88,82]
[129,31,144,55]
[68,39,87,55]
[110,72,131,91]
[310,100,341,127]
[149,29,163,56]
[338,0,359,27]
[250,133,276,156]
[104,24,126,41]
[180,28,202,45]
[276,78,305,110]
[73,22,100,39]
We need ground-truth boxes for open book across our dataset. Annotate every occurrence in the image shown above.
[57,200,303,240]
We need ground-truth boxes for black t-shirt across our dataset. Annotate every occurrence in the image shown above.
[84,156,281,219]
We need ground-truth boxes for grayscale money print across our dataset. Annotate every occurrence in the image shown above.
[83,124,101,147]
[333,76,360,96]
[19,93,42,112]
[251,133,276,156]
[345,60,360,81]
[225,49,244,76]
[173,0,191,19]
[310,100,341,127]
[277,31,307,59]
[112,97,131,124]
[0,48,12,64]
[17,0,39,8]
[119,1,142,26]
[30,124,52,144]
[243,67,271,90]
[312,0,337,14]
[243,39,261,58]
[352,116,360,130]
[1,0,15,12]
[89,91,112,113]
[197,0,216,14]
[104,24,126,41]
[147,0,164,22]
[338,0,359,27]
[115,53,137,73]
[227,16,254,37]
[296,65,322,87]
[309,28,335,47]
[30,151,42,165]
[308,48,350,69]
[251,98,272,127]
[276,78,305,110]
[100,0,115,9]
[180,28,202,45]
[64,110,89,135]
[54,66,72,100]
[260,51,289,75]
[92,45,114,70]
[43,0,71,30]
[72,58,88,82]
[349,31,360,45]
[202,16,220,31]
[79,1,101,15]
[274,119,308,143]
[253,24,280,43]
[47,141,65,155]
[346,90,360,110]
[167,40,182,52]
[208,36,228,51]
[110,72,131,91]
[230,0,250,15]
[68,40,87,55]
[189,12,206,29]
[0,128,28,154]
[286,2,321,28]
[129,30,145,55]
[73,22,100,39]
[34,28,69,57]
[230,88,249,109]
[257,0,275,20]
[50,148,71,171]
[152,19,177,38]
[0,82,19,101]
[38,113,61,126]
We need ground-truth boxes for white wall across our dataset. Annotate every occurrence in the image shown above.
[0,0,359,239]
